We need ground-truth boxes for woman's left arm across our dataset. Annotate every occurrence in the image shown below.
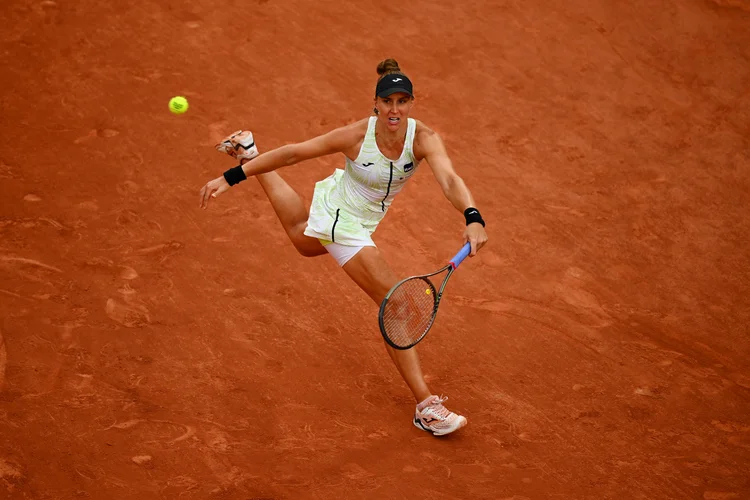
[417,127,488,256]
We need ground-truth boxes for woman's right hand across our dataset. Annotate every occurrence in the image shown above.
[199,175,230,209]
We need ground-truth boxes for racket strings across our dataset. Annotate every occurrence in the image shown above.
[381,278,437,347]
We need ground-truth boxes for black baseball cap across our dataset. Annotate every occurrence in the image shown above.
[376,73,414,98]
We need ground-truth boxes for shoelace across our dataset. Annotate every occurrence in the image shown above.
[426,396,451,420]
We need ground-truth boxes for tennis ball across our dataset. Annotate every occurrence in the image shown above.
[169,96,189,114]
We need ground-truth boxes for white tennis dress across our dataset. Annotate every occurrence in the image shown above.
[304,116,420,250]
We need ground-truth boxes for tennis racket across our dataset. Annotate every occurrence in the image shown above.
[378,242,472,350]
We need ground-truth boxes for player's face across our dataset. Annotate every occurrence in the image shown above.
[375,92,414,131]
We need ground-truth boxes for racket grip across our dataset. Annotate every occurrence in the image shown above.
[449,242,472,269]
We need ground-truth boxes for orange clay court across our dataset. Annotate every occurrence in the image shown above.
[1,0,749,499]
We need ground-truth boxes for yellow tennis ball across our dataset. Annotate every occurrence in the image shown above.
[169,96,189,114]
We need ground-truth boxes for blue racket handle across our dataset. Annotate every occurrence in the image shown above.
[449,242,472,269]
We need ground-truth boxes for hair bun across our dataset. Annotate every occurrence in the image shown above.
[377,58,401,76]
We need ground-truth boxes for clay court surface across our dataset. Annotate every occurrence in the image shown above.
[1,0,749,498]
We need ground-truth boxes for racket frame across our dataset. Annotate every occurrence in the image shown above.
[378,243,471,350]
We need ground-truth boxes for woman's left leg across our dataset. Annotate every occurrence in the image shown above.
[341,246,468,435]
[340,246,432,402]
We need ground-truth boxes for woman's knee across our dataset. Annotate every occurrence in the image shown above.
[295,243,326,257]
[290,224,326,257]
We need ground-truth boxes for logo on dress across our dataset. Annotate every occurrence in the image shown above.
[403,162,414,172]
[362,162,374,167]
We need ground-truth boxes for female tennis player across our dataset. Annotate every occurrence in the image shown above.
[199,59,488,436]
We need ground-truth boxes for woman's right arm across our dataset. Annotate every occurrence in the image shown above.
[199,120,365,209]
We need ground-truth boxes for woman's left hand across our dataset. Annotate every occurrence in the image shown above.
[463,222,488,257]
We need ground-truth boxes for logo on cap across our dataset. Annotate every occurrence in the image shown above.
[392,78,403,82]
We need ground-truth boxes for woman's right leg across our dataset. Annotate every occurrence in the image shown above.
[254,172,327,257]
[226,135,327,257]
[225,131,326,258]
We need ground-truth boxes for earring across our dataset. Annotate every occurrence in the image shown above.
[373,107,379,115]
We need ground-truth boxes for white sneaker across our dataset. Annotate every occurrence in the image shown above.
[215,130,259,162]
[413,395,468,436]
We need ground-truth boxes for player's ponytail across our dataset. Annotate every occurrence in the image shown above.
[376,58,401,77]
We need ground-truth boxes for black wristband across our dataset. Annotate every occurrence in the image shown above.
[464,207,486,227]
[223,165,247,186]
